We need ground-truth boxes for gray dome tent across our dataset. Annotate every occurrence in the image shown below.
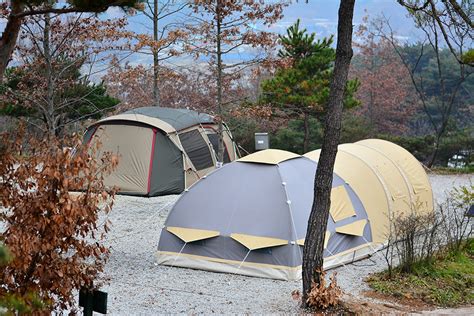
[84,107,238,196]
[157,145,433,280]
[157,150,373,280]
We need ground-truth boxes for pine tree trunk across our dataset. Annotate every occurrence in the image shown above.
[153,0,160,107]
[0,1,24,81]
[302,0,356,307]
[303,112,310,153]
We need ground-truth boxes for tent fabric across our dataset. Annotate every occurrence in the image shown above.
[157,151,374,280]
[92,124,154,194]
[356,139,433,214]
[178,130,214,170]
[297,231,331,248]
[86,107,238,196]
[467,205,474,217]
[330,186,357,222]
[167,227,220,243]
[305,149,390,243]
[304,139,433,244]
[157,140,433,280]
[94,113,176,134]
[230,234,288,250]
[123,107,214,131]
[335,220,367,236]
[149,131,184,195]
[237,149,301,165]
[339,144,413,221]
[206,133,231,163]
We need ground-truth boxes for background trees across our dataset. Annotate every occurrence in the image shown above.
[132,0,189,107]
[397,0,473,66]
[0,14,131,137]
[260,20,359,153]
[185,0,285,163]
[351,21,417,135]
[376,8,472,167]
[0,0,141,79]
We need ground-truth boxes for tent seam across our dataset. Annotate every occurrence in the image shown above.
[355,143,415,207]
[275,165,303,265]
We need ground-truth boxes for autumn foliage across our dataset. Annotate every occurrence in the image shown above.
[306,270,342,309]
[351,18,417,135]
[0,129,117,312]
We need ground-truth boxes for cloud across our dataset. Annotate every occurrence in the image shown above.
[393,35,411,42]
[105,6,127,19]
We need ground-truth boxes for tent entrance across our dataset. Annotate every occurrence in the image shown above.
[148,130,185,195]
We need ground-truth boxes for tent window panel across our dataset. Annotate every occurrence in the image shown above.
[207,133,230,163]
[330,186,357,222]
[253,248,273,255]
[179,130,214,170]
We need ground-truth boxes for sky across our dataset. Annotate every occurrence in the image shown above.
[110,0,423,68]
[115,0,422,41]
[268,0,418,38]
[0,1,423,73]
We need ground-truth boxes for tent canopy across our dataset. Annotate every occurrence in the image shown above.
[85,107,238,196]
[157,150,374,280]
[123,107,215,131]
[157,140,434,280]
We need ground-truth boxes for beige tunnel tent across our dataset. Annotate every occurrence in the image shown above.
[157,141,433,280]
[84,107,238,196]
[305,139,434,244]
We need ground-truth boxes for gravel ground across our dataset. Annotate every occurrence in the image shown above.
[97,174,472,314]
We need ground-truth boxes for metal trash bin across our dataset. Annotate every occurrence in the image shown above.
[255,133,269,151]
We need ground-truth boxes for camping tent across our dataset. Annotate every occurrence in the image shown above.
[157,141,433,280]
[305,139,434,244]
[84,107,238,196]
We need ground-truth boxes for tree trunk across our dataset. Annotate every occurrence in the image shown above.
[368,41,375,134]
[153,0,160,107]
[0,1,24,81]
[302,0,356,307]
[216,0,225,165]
[43,11,56,138]
[303,112,310,153]
[427,133,441,167]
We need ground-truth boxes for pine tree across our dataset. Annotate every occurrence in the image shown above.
[260,20,359,153]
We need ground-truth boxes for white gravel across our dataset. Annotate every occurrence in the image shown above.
[96,174,472,314]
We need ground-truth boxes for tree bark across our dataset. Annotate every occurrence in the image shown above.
[153,0,160,107]
[44,11,56,138]
[302,0,356,307]
[216,0,225,165]
[303,112,310,153]
[0,1,24,81]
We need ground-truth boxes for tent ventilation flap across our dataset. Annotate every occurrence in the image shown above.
[167,226,220,243]
[296,231,331,248]
[230,233,288,250]
[335,220,367,237]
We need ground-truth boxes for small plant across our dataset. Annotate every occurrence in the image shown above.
[383,200,440,275]
[306,270,342,309]
[438,184,473,253]
[367,239,474,307]
[0,128,118,313]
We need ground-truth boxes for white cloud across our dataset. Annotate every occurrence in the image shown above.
[105,6,127,19]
